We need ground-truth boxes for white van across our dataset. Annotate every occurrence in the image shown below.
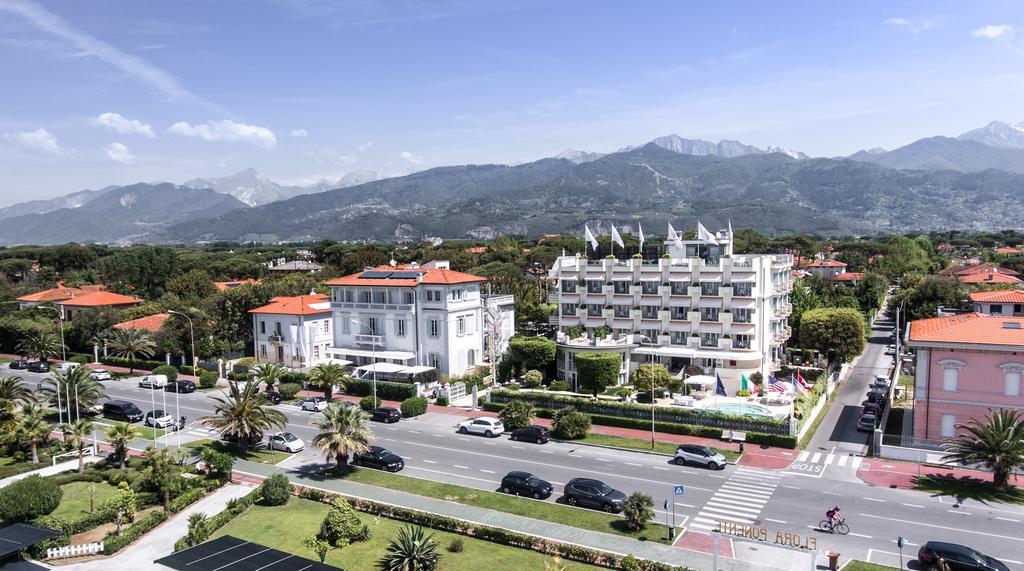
[138,374,168,389]
[57,362,81,375]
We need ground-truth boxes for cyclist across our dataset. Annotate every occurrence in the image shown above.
[825,505,843,526]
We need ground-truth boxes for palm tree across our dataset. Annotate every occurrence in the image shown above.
[16,404,51,464]
[198,379,287,449]
[0,375,32,404]
[16,330,62,362]
[377,525,441,571]
[308,362,346,400]
[107,422,141,468]
[311,402,372,468]
[41,366,107,421]
[141,445,181,511]
[252,362,286,391]
[108,327,156,373]
[65,418,94,474]
[941,408,1024,491]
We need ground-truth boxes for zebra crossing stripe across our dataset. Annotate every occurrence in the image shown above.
[837,455,848,467]
[704,495,762,509]
[699,507,757,522]
[824,454,835,465]
[810,452,822,463]
[720,482,774,495]
[851,457,863,469]
[713,490,769,504]
[797,451,810,462]
[704,501,763,516]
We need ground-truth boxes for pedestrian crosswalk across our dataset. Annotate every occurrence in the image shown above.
[787,450,865,477]
[688,467,779,532]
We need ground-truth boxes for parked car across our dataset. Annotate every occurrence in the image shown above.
[262,390,282,404]
[165,380,196,393]
[861,402,881,416]
[370,407,401,423]
[352,446,405,471]
[145,409,175,428]
[884,347,896,356]
[871,376,890,391]
[27,361,49,373]
[221,431,263,447]
[500,471,553,499]
[457,417,504,437]
[267,431,305,453]
[509,425,549,444]
[8,359,29,369]
[300,397,328,412]
[57,362,80,375]
[917,541,1009,571]
[674,444,728,470]
[90,368,113,381]
[138,374,168,389]
[857,413,877,432]
[563,478,626,512]
[103,400,143,423]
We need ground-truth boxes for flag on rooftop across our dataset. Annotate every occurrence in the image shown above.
[715,373,727,397]
[610,225,624,248]
[637,223,645,251]
[584,224,598,250]
[697,221,718,245]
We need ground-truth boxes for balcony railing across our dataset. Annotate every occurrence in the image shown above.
[354,334,385,347]
[268,334,283,343]
[334,301,414,311]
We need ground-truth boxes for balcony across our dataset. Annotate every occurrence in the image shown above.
[268,334,283,343]
[354,334,384,347]
[334,301,414,311]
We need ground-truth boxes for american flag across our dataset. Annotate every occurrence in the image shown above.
[768,376,788,393]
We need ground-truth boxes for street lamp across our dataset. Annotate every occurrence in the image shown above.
[351,318,377,404]
[167,310,195,451]
[36,305,73,423]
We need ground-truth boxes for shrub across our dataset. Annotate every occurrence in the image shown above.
[400,397,428,418]
[551,407,590,439]
[186,512,211,547]
[70,354,90,365]
[0,475,62,522]
[620,554,641,571]
[298,488,328,503]
[575,352,621,396]
[200,448,234,480]
[153,364,179,382]
[549,380,570,392]
[345,378,416,400]
[499,400,534,431]
[277,382,301,400]
[623,492,655,531]
[198,370,218,389]
[508,336,556,372]
[522,369,543,388]
[259,474,292,506]
[735,389,751,397]
[353,523,372,542]
[318,497,363,547]
[359,395,382,411]
[435,396,449,407]
[103,509,168,554]
[447,538,464,553]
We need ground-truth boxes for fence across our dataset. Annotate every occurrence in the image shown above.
[442,381,467,402]
[794,364,843,442]
[47,541,103,559]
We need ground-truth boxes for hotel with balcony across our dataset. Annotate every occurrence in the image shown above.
[548,229,793,393]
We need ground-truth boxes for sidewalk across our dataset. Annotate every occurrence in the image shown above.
[231,459,746,570]
[0,455,101,489]
[858,457,1024,490]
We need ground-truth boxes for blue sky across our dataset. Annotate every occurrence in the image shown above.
[1,0,1023,204]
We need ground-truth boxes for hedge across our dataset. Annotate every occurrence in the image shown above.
[400,397,427,418]
[345,378,416,401]
[489,389,790,435]
[174,486,264,552]
[100,356,180,373]
[103,509,169,554]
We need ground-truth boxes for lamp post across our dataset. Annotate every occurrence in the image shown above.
[167,311,195,451]
[351,318,377,404]
[37,305,72,423]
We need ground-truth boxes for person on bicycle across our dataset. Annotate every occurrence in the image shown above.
[826,505,843,525]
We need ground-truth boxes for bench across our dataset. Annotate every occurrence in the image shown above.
[722,430,747,442]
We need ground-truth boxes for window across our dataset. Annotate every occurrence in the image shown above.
[1002,364,1024,396]
[404,291,414,305]
[670,282,687,295]
[587,281,603,293]
[562,303,575,316]
[457,316,467,335]
[940,414,956,438]
[733,334,751,349]
[342,319,350,334]
[734,284,752,297]
[1016,304,1023,314]
[642,305,659,319]
[313,345,320,359]
[614,305,630,318]
[670,331,687,345]
[428,353,440,368]
[467,349,475,367]
[641,282,659,295]
[613,281,630,294]
[642,329,659,343]
[991,304,1004,315]
[367,317,378,335]
[429,319,440,337]
[701,282,720,296]
[427,290,443,302]
[397,319,407,337]
[671,307,688,320]
[322,320,330,334]
[939,359,963,391]
[733,308,751,323]
[561,280,577,293]
[359,290,371,303]
[259,344,267,358]
[274,322,282,335]
[701,333,719,347]
[700,308,719,322]
[452,288,463,300]
[260,321,266,334]
[588,305,602,316]
[345,289,353,303]
[373,290,386,304]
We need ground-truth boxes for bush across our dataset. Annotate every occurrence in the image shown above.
[70,354,90,365]
[259,474,292,506]
[575,352,621,396]
[507,336,556,372]
[620,554,641,571]
[103,509,168,554]
[318,497,363,547]
[0,475,62,522]
[549,380,570,392]
[359,395,381,411]
[435,396,448,407]
[198,370,218,389]
[345,378,416,401]
[447,538,464,553]
[200,448,234,480]
[400,397,428,418]
[186,512,211,547]
[299,488,328,502]
[522,369,543,388]
[498,400,534,431]
[623,492,654,531]
[277,382,301,400]
[735,389,751,397]
[551,407,590,439]
[153,364,178,382]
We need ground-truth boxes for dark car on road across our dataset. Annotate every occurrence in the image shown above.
[370,407,402,423]
[510,425,549,444]
[9,359,29,369]
[165,380,196,393]
[352,446,404,471]
[563,478,626,512]
[262,390,282,404]
[917,541,1009,571]
[500,471,552,499]
[27,361,49,373]
[857,413,877,432]
[102,400,143,423]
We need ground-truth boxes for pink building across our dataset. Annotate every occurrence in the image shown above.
[906,313,1024,440]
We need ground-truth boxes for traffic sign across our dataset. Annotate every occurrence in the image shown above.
[674,484,685,495]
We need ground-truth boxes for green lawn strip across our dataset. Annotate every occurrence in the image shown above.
[93,418,167,441]
[213,496,604,571]
[0,358,11,364]
[914,474,1024,504]
[843,561,900,571]
[797,390,839,450]
[576,433,740,463]
[183,439,290,464]
[335,466,668,544]
[50,481,120,522]
[0,455,53,478]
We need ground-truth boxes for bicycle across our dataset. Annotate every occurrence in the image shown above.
[818,518,849,535]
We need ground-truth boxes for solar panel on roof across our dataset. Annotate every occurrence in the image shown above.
[359,271,393,279]
[154,536,343,571]
[389,271,422,279]
[0,523,62,559]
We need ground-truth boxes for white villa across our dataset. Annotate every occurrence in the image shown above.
[250,294,335,370]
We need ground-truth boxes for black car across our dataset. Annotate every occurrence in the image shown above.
[262,390,282,404]
[917,541,1009,571]
[510,425,550,444]
[371,407,402,423]
[500,471,552,499]
[27,361,49,373]
[352,446,404,471]
[102,400,144,423]
[563,478,626,512]
[9,359,29,369]
[165,380,196,393]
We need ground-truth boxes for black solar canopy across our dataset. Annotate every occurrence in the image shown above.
[154,536,343,571]
[0,523,61,560]
[358,271,393,279]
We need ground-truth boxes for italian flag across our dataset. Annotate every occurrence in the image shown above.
[741,374,757,395]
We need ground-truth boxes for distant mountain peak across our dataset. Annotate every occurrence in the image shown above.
[642,134,808,160]
[958,120,1024,150]
[554,149,604,164]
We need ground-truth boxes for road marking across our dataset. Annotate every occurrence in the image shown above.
[480,469,495,474]
[797,451,809,462]
[422,459,437,464]
[850,457,863,469]
[540,450,555,454]
[699,507,757,522]
[997,517,1021,522]
[810,452,821,463]
[837,455,848,467]
[712,491,768,505]
[512,445,523,449]
[861,513,1024,542]
[408,430,421,434]
[674,502,697,509]
[704,502,762,517]
[947,509,970,515]
[890,538,918,547]
[431,433,443,437]
[403,465,499,485]
[625,462,642,467]
[720,483,773,495]
[596,458,611,462]
[862,497,885,503]
[822,491,840,496]
[901,503,925,508]
[458,437,470,442]
[782,485,801,490]
[765,518,786,524]
[453,465,468,469]
[653,467,670,471]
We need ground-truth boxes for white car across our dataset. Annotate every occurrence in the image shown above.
[300,397,328,412]
[90,369,112,381]
[144,409,174,428]
[457,417,504,437]
[138,374,168,389]
[267,431,305,453]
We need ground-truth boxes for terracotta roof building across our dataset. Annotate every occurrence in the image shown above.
[995,246,1021,255]
[249,294,334,370]
[57,291,144,321]
[213,279,262,291]
[832,272,863,284]
[113,313,170,332]
[801,259,847,279]
[16,284,106,308]
[969,290,1024,317]
[957,272,1023,285]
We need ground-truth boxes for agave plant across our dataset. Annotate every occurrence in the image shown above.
[377,525,441,571]
[941,408,1024,491]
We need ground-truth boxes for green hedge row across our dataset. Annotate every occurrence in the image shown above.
[101,480,221,555]
[345,378,417,401]
[98,356,202,376]
[173,484,264,551]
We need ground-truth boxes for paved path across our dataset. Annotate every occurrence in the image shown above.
[0,455,101,489]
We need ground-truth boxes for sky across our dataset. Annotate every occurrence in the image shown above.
[1,0,1024,204]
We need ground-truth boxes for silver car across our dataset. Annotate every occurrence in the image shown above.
[267,431,305,453]
[90,369,112,381]
[674,444,727,470]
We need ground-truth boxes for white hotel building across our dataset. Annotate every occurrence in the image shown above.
[548,231,793,393]
[250,294,335,369]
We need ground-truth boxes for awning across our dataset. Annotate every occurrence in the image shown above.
[730,299,756,309]
[324,358,354,367]
[0,523,62,559]
[732,274,756,283]
[699,275,722,283]
[698,298,722,308]
[684,374,717,386]
[329,347,415,361]
[400,365,436,375]
[355,362,409,374]
[155,536,341,571]
[633,345,761,361]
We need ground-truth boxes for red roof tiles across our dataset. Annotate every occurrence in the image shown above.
[958,273,1023,284]
[908,313,1024,346]
[249,294,331,316]
[57,291,143,307]
[969,290,1024,304]
[113,313,170,332]
[325,265,486,287]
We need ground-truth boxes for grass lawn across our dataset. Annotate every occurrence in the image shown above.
[0,358,11,364]
[93,418,167,442]
[843,562,900,571]
[334,466,669,544]
[576,433,740,463]
[797,390,838,449]
[0,453,56,478]
[213,496,604,571]
[183,439,290,464]
[50,481,120,522]
[915,474,1024,504]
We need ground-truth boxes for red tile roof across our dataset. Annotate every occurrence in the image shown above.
[958,273,1024,284]
[802,259,847,268]
[951,263,1019,276]
[213,279,262,291]
[249,294,331,316]
[969,290,1024,304]
[325,265,486,287]
[908,313,1024,347]
[57,291,143,307]
[16,284,106,303]
[465,246,487,254]
[832,272,863,282]
[113,313,170,332]
[996,246,1021,255]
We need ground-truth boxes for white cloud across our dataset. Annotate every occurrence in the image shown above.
[882,17,933,34]
[289,128,308,138]
[400,151,424,165]
[4,127,64,155]
[92,112,155,137]
[167,120,277,149]
[973,24,1015,40]
[103,142,134,164]
[358,141,374,152]
[308,149,357,164]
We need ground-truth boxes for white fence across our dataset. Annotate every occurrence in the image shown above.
[442,381,467,402]
[794,364,845,441]
[47,541,103,559]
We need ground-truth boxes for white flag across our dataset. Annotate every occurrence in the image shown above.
[697,221,719,245]
[637,223,645,250]
[610,225,624,248]
[667,222,683,248]
[584,224,598,250]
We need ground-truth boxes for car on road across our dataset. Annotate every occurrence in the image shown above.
[500,471,553,498]
[300,397,328,412]
[563,478,626,512]
[871,376,889,391]
[165,380,196,393]
[458,417,504,437]
[27,361,49,373]
[90,368,113,381]
[857,413,877,432]
[267,431,304,453]
[509,424,549,444]
[103,400,143,423]
[145,409,175,428]
[138,374,168,389]
[862,402,881,416]
[370,407,401,423]
[8,359,29,369]
[352,446,405,471]
[262,390,282,404]
[917,541,1009,571]
[884,346,897,356]
[674,444,727,470]
[57,362,80,375]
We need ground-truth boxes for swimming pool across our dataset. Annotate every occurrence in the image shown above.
[706,402,774,418]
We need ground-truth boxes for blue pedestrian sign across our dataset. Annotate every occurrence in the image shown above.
[674,485,685,495]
